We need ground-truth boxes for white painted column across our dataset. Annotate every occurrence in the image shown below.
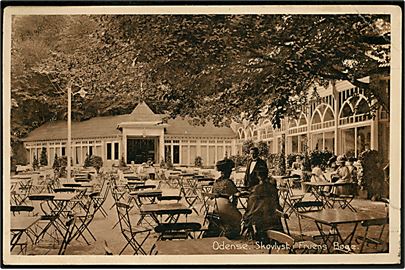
[158,131,166,163]
[333,81,339,155]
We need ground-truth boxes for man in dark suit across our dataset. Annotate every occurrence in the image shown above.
[244,147,268,189]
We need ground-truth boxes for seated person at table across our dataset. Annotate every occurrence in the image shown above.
[311,163,328,183]
[291,156,304,178]
[331,155,353,195]
[242,169,283,244]
[146,158,156,180]
[204,159,242,239]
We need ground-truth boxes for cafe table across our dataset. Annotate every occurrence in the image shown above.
[11,175,33,180]
[140,202,191,225]
[74,177,91,183]
[303,182,337,206]
[299,209,387,253]
[10,216,40,253]
[156,236,268,255]
[129,189,163,205]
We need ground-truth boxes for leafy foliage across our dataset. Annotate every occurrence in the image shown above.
[89,155,103,173]
[10,14,390,148]
[309,149,333,169]
[119,155,127,167]
[32,155,39,171]
[242,139,255,155]
[287,153,302,168]
[194,156,203,168]
[40,147,48,166]
[256,141,269,159]
[229,154,247,168]
[357,149,385,199]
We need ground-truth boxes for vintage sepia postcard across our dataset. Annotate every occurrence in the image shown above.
[2,3,402,267]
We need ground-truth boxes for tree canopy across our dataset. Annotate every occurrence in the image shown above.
[11,14,390,144]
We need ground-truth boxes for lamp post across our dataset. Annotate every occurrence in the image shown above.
[66,81,87,182]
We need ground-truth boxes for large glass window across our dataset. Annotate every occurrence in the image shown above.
[114,142,119,160]
[324,132,335,152]
[291,136,299,153]
[75,147,81,164]
[181,145,188,165]
[165,145,172,162]
[342,128,355,156]
[357,126,371,154]
[189,145,197,165]
[106,143,112,160]
[173,145,180,164]
[312,133,323,150]
[209,146,216,165]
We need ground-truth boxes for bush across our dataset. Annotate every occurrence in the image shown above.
[358,150,385,200]
[161,156,174,169]
[256,141,269,159]
[276,153,286,176]
[267,153,279,170]
[194,156,203,168]
[242,140,255,155]
[89,155,103,173]
[286,153,302,168]
[119,155,127,167]
[52,154,59,170]
[309,149,333,169]
[32,156,39,171]
[229,155,247,168]
[40,147,48,166]
[84,155,91,168]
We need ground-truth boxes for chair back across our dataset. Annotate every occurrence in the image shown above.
[361,217,389,228]
[157,195,182,203]
[266,230,295,254]
[134,185,156,191]
[10,205,35,215]
[115,202,132,234]
[155,222,201,240]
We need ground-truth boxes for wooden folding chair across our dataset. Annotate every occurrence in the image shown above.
[150,222,202,254]
[91,180,111,217]
[58,215,76,255]
[275,209,322,254]
[356,217,389,253]
[115,202,152,255]
[179,177,200,215]
[10,205,36,254]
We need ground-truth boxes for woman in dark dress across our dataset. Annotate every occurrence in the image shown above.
[242,169,283,244]
[204,159,242,239]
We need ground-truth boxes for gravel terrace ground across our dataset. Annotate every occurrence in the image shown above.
[13,178,388,256]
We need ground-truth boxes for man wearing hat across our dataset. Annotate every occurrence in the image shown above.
[244,147,268,189]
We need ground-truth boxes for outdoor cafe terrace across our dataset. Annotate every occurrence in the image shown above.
[8,166,389,256]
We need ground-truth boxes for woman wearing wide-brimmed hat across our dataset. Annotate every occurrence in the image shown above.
[203,158,242,239]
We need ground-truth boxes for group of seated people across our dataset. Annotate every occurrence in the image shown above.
[310,154,358,195]
[204,147,283,244]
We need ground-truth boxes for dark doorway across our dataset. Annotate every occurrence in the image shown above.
[127,138,156,164]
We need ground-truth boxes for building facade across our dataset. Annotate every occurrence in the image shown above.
[22,77,390,167]
[23,102,236,167]
[234,76,390,164]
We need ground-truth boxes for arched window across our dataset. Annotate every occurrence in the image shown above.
[288,119,297,128]
[324,108,334,121]
[312,111,322,124]
[341,103,353,118]
[356,98,370,114]
[298,114,307,126]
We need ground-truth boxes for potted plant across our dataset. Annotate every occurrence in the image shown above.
[40,147,48,167]
[194,156,203,168]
